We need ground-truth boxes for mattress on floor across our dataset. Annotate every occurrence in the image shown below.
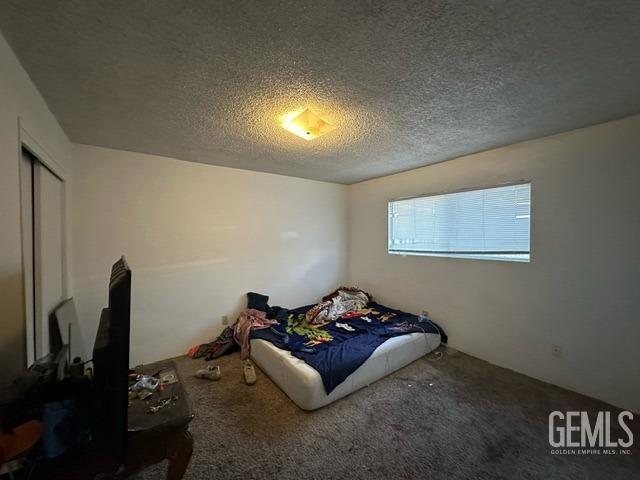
[250,332,441,410]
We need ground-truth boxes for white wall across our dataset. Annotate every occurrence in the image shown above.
[0,32,72,381]
[348,115,640,412]
[71,144,348,366]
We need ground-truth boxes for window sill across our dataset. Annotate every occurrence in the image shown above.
[388,251,530,263]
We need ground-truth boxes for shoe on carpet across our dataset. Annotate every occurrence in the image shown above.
[195,365,221,381]
[243,360,256,385]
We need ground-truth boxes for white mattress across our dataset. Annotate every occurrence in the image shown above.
[250,332,441,410]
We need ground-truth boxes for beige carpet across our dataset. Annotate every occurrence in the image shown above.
[133,347,639,479]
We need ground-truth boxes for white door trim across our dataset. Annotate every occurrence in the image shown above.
[18,119,66,180]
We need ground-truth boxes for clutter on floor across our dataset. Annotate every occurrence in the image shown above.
[243,361,256,386]
[132,353,640,480]
[194,365,221,381]
[233,309,278,359]
[187,326,237,361]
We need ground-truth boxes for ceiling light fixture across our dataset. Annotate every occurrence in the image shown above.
[281,108,333,140]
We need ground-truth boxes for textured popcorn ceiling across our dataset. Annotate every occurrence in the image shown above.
[1,1,640,184]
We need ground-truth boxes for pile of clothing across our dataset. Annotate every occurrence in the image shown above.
[305,287,370,326]
[233,309,277,359]
[188,292,286,361]
[187,326,237,361]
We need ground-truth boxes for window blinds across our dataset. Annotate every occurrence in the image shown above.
[388,182,531,262]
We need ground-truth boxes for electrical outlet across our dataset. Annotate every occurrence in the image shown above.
[552,345,562,358]
[222,315,228,325]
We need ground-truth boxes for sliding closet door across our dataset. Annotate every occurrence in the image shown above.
[33,162,65,359]
[20,150,35,365]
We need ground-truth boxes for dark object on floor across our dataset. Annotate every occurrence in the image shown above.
[34,360,194,480]
[188,327,238,361]
[132,352,640,480]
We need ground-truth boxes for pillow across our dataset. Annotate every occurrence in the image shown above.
[246,292,269,312]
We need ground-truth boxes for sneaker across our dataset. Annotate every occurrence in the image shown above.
[195,365,221,381]
[243,360,256,386]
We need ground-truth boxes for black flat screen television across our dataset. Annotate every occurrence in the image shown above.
[92,256,131,459]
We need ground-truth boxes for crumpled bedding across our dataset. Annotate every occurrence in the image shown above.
[305,288,370,326]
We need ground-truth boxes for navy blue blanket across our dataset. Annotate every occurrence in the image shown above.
[250,302,446,394]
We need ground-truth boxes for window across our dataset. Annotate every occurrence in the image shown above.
[388,182,531,262]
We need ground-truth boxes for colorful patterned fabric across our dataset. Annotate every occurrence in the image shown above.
[305,288,370,325]
[234,309,278,359]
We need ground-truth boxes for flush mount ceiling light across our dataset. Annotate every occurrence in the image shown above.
[281,108,334,140]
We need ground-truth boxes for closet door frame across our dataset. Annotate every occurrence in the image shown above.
[18,119,68,366]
